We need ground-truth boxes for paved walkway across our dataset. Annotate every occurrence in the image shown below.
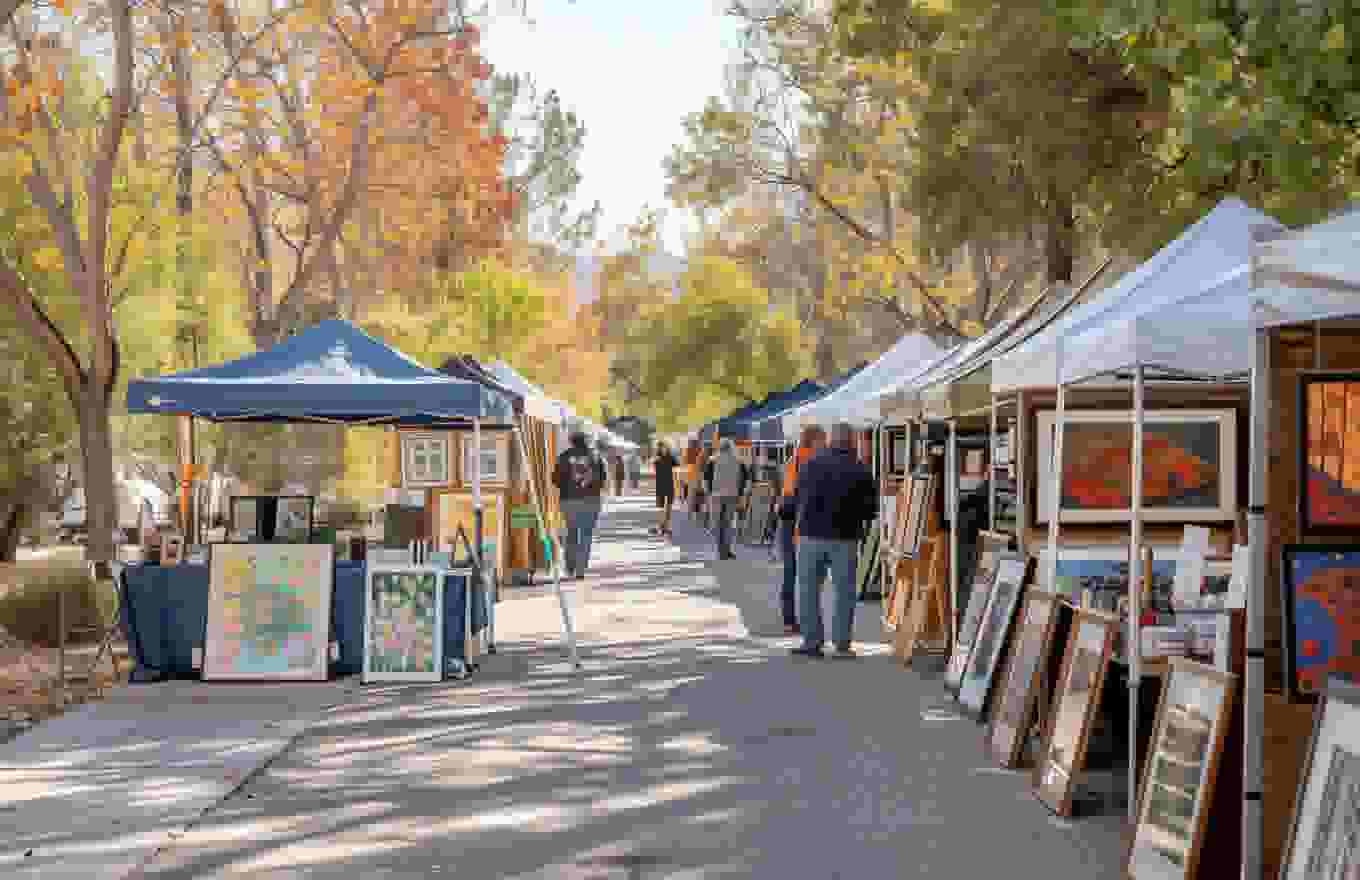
[126,496,1126,878]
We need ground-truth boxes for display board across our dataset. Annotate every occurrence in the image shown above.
[1278,682,1360,880]
[1034,608,1117,817]
[1282,544,1360,700]
[1126,658,1238,880]
[1035,409,1237,524]
[957,555,1028,718]
[988,590,1062,768]
[204,543,333,681]
[363,565,443,683]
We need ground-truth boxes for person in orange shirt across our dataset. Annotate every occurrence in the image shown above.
[776,425,826,635]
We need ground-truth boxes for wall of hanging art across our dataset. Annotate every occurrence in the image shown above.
[363,565,443,682]
[1299,373,1360,532]
[1035,410,1237,524]
[203,543,333,681]
[1282,544,1360,700]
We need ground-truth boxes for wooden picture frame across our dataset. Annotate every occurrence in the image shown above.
[1033,607,1118,817]
[1036,409,1237,524]
[957,554,1030,717]
[230,495,259,542]
[1278,681,1360,880]
[1125,658,1238,880]
[400,431,453,489]
[363,565,444,683]
[888,429,908,476]
[1281,544,1360,702]
[274,495,314,543]
[1298,372,1360,533]
[988,590,1062,768]
[902,470,936,559]
[459,431,511,486]
[945,532,1012,692]
[434,490,507,577]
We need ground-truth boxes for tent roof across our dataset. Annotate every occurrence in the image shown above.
[1253,206,1360,328]
[126,320,516,425]
[777,332,941,432]
[485,360,574,424]
[992,198,1282,392]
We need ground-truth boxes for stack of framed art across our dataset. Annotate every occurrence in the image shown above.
[944,531,1012,693]
[988,589,1064,768]
[957,554,1029,719]
[363,565,444,683]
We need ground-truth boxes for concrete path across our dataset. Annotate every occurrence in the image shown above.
[0,680,355,879]
[128,496,1126,878]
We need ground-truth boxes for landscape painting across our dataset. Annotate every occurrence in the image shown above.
[1301,375,1360,531]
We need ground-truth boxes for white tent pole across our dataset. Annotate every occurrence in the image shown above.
[1046,378,1065,606]
[989,397,999,531]
[947,419,958,646]
[512,418,581,670]
[1243,327,1268,880]
[1015,391,1027,558]
[473,418,485,655]
[1128,365,1145,821]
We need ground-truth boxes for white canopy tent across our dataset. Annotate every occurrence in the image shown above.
[776,332,941,435]
[486,361,575,426]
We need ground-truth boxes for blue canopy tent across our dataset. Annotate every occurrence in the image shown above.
[125,319,581,675]
[733,379,824,443]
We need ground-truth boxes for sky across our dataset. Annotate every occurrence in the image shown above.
[478,0,741,257]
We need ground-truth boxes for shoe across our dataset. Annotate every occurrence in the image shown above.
[831,646,858,660]
[790,645,823,659]
[784,623,800,635]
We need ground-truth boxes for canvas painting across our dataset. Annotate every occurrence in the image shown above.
[437,491,505,574]
[1036,410,1236,523]
[1283,689,1360,880]
[990,591,1059,766]
[204,543,332,681]
[1301,375,1360,531]
[958,556,1027,716]
[364,566,443,682]
[1283,545,1360,699]
[902,472,934,559]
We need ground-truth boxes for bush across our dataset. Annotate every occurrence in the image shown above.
[0,564,118,648]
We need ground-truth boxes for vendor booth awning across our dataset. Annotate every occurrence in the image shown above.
[992,197,1282,393]
[484,360,575,425]
[1252,205,1360,328]
[778,331,941,433]
[126,320,517,424]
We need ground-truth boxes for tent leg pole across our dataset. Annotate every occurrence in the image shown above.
[1243,329,1268,880]
[1129,366,1145,821]
[514,419,581,671]
[1045,382,1065,610]
[1015,391,1027,558]
[473,418,489,656]
[947,419,958,647]
[989,398,998,532]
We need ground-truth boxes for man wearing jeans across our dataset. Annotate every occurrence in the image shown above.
[552,429,607,579]
[707,438,748,560]
[791,422,877,659]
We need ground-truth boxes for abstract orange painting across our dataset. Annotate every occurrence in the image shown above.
[1301,375,1360,531]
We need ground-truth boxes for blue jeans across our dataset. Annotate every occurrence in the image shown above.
[561,499,602,576]
[779,520,798,626]
[714,498,738,557]
[797,538,858,651]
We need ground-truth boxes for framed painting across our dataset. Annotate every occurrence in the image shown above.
[1282,544,1360,701]
[1034,608,1118,817]
[400,431,452,489]
[988,590,1062,768]
[902,471,936,560]
[1126,658,1237,880]
[1036,410,1237,524]
[1300,373,1360,532]
[274,495,314,543]
[957,555,1029,718]
[230,496,259,542]
[203,543,333,681]
[459,431,511,486]
[887,429,908,476]
[945,531,1012,692]
[363,565,443,683]
[1279,682,1360,880]
[436,491,506,576]
[1033,545,1226,605]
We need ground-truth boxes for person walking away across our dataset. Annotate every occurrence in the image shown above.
[776,425,826,635]
[651,441,678,537]
[611,454,626,497]
[552,430,607,579]
[709,438,749,560]
[791,423,877,658]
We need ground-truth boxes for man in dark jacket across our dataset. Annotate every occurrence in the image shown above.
[651,441,678,537]
[791,422,878,659]
[552,429,607,579]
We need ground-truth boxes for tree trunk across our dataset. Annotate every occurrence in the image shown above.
[77,390,118,570]
[0,497,27,563]
[1044,190,1076,284]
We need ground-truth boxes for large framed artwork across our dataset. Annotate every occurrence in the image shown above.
[945,532,1012,692]
[401,431,452,489]
[1035,546,1230,606]
[1282,545,1360,701]
[902,471,936,559]
[1300,373,1360,532]
[1036,410,1237,524]
[1126,658,1237,880]
[988,590,1062,768]
[436,491,506,575]
[1279,683,1360,880]
[203,543,333,681]
[1034,608,1118,817]
[363,565,444,683]
[957,555,1029,718]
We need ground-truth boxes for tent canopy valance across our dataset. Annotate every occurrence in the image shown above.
[1252,205,1360,329]
[126,320,517,425]
[485,360,575,425]
[778,332,940,433]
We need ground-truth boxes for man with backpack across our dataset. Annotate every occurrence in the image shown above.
[553,429,608,579]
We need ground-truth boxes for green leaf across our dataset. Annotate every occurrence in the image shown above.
[1323,22,1346,52]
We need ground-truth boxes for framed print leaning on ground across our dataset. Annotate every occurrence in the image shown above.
[363,565,443,683]
[988,590,1062,768]
[956,554,1029,718]
[945,531,1012,693]
[1278,682,1360,880]
[1299,373,1360,532]
[1126,658,1237,880]
[1036,409,1236,524]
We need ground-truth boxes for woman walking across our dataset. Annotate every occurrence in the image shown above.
[651,441,678,536]
[776,425,826,635]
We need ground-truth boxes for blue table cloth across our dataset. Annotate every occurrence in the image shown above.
[121,561,477,681]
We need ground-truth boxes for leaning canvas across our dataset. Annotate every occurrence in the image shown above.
[363,566,443,683]
[204,543,333,681]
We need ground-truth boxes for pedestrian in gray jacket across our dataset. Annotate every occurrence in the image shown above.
[707,438,749,560]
